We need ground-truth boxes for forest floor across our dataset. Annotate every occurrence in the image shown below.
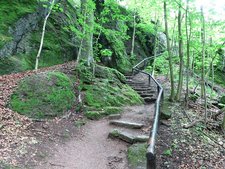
[0,62,225,169]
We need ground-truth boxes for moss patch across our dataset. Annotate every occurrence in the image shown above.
[128,143,147,169]
[9,71,75,119]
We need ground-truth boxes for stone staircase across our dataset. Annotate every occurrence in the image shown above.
[108,74,156,144]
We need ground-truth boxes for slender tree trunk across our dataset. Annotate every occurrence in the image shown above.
[152,19,159,77]
[164,1,175,101]
[175,2,184,101]
[185,0,191,106]
[35,0,55,71]
[201,7,207,124]
[130,0,136,58]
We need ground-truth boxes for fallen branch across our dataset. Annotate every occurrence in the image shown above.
[49,162,65,167]
[183,119,204,129]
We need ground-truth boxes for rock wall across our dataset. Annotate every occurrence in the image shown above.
[0,12,44,58]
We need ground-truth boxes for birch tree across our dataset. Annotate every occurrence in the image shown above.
[35,0,55,71]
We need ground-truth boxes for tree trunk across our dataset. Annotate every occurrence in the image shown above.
[164,1,175,101]
[201,7,206,98]
[185,0,191,106]
[201,7,207,124]
[152,19,159,78]
[35,0,55,71]
[130,0,136,58]
[175,2,184,101]
[77,0,94,66]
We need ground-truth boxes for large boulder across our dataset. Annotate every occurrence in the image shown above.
[9,72,75,119]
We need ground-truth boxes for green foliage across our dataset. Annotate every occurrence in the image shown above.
[127,143,147,168]
[10,72,75,119]
[163,149,172,156]
[93,0,132,72]
[100,49,113,57]
[0,0,37,48]
[150,53,169,74]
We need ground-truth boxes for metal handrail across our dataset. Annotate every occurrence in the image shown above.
[132,55,164,169]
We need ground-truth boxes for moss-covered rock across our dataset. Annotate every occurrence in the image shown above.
[83,81,142,109]
[9,71,75,119]
[128,143,147,169]
[76,64,142,109]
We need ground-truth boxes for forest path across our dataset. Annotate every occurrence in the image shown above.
[34,105,154,169]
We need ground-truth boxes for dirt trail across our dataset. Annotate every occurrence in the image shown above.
[34,105,154,169]
[35,119,129,169]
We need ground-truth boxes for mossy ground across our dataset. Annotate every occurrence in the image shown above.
[127,143,147,169]
[9,71,75,119]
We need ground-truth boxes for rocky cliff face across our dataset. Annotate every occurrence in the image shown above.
[0,12,43,58]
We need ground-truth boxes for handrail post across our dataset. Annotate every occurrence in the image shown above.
[146,152,156,169]
[148,75,151,86]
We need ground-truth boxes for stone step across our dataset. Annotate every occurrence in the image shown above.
[108,129,149,144]
[143,97,156,103]
[125,75,133,78]
[126,81,146,85]
[108,114,122,120]
[131,85,151,89]
[137,90,155,94]
[109,120,144,129]
[140,93,154,98]
[132,87,153,91]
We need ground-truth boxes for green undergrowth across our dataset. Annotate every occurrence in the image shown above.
[9,71,75,119]
[128,143,147,169]
[77,63,143,119]
[213,70,225,88]
[0,0,37,48]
